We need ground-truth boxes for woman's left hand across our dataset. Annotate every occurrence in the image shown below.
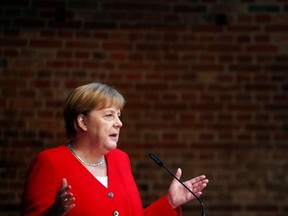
[167,168,209,209]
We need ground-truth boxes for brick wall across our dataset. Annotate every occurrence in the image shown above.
[1,0,288,215]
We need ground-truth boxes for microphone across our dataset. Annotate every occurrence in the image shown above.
[149,153,206,216]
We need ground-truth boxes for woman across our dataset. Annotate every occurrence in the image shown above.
[21,82,209,216]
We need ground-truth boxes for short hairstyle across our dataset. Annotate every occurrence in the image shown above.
[63,82,125,139]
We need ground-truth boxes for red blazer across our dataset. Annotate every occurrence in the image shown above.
[21,145,182,216]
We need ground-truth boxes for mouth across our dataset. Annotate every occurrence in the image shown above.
[109,133,118,140]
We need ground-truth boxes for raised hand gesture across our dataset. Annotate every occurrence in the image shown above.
[51,178,76,216]
[167,168,209,208]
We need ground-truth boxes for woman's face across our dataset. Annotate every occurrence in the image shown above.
[84,106,123,153]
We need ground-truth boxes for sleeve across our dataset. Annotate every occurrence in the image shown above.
[143,195,182,216]
[21,152,60,216]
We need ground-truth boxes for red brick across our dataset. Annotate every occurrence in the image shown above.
[65,41,99,49]
[246,45,279,52]
[0,39,27,47]
[30,39,62,48]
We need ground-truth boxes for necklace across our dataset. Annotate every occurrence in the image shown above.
[67,144,105,167]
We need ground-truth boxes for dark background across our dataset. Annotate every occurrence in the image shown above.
[0,0,288,215]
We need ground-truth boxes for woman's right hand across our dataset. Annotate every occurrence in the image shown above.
[52,178,75,216]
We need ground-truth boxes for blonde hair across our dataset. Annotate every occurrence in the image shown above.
[63,82,125,139]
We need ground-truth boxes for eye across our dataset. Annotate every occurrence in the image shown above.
[105,113,113,117]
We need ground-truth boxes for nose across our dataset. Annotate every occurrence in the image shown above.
[114,116,123,128]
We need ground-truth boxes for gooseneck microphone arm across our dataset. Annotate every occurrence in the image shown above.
[149,153,206,216]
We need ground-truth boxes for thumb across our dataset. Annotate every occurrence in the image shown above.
[62,178,68,189]
[174,168,182,180]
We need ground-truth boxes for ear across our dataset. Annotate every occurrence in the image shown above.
[77,114,88,131]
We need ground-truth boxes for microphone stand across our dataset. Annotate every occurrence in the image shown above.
[149,153,206,216]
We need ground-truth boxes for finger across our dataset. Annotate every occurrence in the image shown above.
[195,175,207,182]
[61,194,75,213]
[65,197,76,206]
[192,181,208,193]
[195,191,202,197]
[61,192,74,201]
[174,168,182,180]
[63,197,76,213]
[191,178,209,187]
[189,175,207,185]
[62,178,68,188]
[59,178,71,194]
[65,203,76,212]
